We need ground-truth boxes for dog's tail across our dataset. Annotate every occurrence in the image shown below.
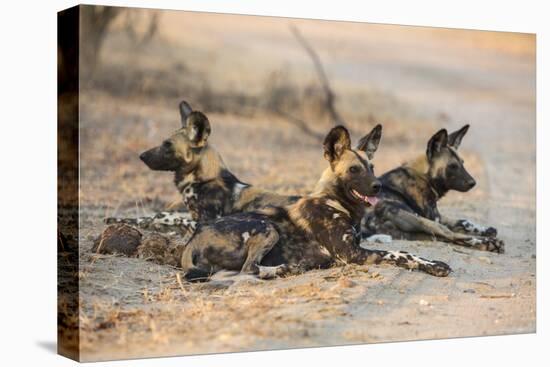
[104,212,198,236]
[105,217,141,226]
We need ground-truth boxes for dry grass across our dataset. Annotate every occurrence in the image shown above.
[77,263,389,359]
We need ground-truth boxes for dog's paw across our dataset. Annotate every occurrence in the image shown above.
[481,226,498,238]
[421,260,452,277]
[485,237,505,253]
[455,219,497,237]
[465,236,505,253]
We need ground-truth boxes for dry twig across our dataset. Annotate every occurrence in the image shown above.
[266,25,348,141]
[290,25,345,126]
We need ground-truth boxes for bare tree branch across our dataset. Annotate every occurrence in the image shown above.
[268,107,325,141]
[290,25,346,126]
[81,6,122,75]
[263,25,348,141]
[125,10,160,48]
[140,12,159,46]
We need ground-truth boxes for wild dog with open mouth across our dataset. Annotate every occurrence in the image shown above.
[363,125,504,253]
[180,125,452,281]
[105,100,299,235]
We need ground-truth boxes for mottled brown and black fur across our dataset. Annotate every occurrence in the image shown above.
[106,100,299,233]
[181,125,452,281]
[363,125,504,253]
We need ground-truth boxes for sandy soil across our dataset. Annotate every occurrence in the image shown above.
[70,11,535,361]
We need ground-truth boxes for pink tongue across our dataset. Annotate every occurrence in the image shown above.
[366,196,379,206]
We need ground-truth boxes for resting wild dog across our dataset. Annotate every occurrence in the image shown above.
[180,125,452,281]
[363,125,504,253]
[105,100,299,234]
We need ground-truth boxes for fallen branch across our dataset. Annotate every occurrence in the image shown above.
[479,293,516,299]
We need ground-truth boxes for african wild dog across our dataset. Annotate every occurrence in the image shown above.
[363,125,504,253]
[106,100,299,235]
[180,125,452,281]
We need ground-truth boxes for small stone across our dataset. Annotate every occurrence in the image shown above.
[419,299,430,306]
[478,256,492,264]
[337,276,356,288]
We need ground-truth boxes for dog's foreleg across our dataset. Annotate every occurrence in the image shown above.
[393,210,504,253]
[440,216,497,237]
[338,245,452,277]
[365,248,452,277]
[319,225,451,277]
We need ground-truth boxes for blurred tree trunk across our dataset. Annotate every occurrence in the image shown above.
[80,5,121,76]
[124,10,160,49]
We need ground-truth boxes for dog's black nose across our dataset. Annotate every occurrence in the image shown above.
[467,179,476,189]
[139,152,147,162]
[371,181,382,194]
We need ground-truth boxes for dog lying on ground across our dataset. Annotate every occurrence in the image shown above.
[363,125,504,253]
[106,100,299,236]
[180,125,452,281]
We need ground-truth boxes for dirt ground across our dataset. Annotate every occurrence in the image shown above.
[68,10,535,361]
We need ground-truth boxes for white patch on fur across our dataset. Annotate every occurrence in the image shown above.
[342,233,352,243]
[181,219,197,230]
[319,246,331,257]
[325,199,350,217]
[332,213,341,219]
[242,232,250,243]
[152,211,193,226]
[461,220,487,233]
[188,125,198,141]
[232,182,248,201]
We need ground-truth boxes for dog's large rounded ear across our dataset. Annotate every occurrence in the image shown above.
[426,129,448,161]
[179,100,193,127]
[324,125,351,163]
[357,124,382,160]
[448,124,469,149]
[185,111,211,147]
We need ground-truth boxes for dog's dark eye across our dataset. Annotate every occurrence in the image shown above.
[162,141,173,150]
[349,166,361,174]
[449,163,459,170]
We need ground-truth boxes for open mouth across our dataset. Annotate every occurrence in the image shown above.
[351,189,379,207]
